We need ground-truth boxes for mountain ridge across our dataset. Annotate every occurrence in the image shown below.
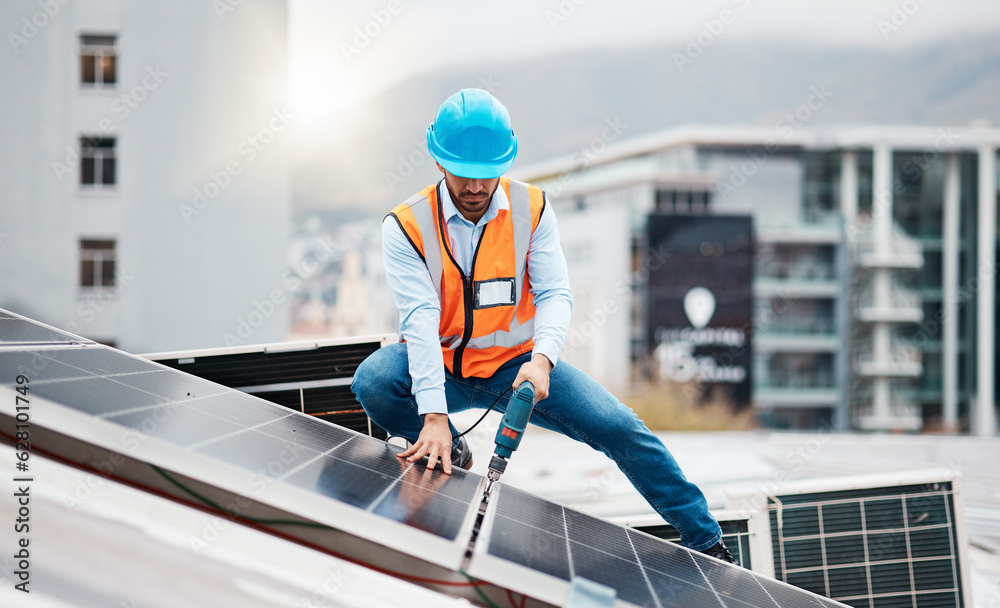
[294,35,1000,212]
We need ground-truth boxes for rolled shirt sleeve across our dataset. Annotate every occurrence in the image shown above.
[381,216,448,416]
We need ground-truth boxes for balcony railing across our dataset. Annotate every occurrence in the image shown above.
[756,261,836,282]
[756,369,835,390]
[854,401,923,431]
[757,316,836,336]
[854,283,923,322]
[854,341,923,376]
[852,222,924,268]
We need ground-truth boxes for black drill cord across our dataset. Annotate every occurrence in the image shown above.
[385,387,513,447]
[453,387,512,439]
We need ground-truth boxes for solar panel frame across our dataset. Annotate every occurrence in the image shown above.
[0,343,483,571]
[469,484,851,608]
[0,310,93,346]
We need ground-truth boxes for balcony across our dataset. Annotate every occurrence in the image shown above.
[854,224,923,269]
[854,341,923,377]
[853,392,923,431]
[754,259,840,298]
[854,283,923,323]
[756,211,841,244]
[754,370,838,407]
[754,317,839,352]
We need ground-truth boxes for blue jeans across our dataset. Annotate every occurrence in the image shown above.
[351,343,722,551]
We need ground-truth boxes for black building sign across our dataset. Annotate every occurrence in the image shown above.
[646,214,754,409]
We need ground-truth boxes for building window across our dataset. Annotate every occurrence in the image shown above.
[80,240,116,288]
[655,189,712,213]
[80,137,116,187]
[80,34,117,86]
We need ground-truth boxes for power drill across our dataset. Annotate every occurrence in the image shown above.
[482,381,535,502]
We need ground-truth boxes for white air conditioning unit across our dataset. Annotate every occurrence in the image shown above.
[142,334,397,438]
[726,468,972,608]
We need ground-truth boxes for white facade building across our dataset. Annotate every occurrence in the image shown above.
[515,125,1000,435]
[0,0,290,353]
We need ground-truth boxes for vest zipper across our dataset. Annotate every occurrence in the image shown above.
[452,232,485,378]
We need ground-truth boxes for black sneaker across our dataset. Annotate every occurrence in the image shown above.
[450,436,473,470]
[700,539,735,564]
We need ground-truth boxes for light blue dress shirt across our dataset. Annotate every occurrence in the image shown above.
[381,180,574,416]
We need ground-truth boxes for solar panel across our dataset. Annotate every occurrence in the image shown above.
[0,320,482,571]
[468,484,851,608]
[1,309,855,606]
[727,471,972,608]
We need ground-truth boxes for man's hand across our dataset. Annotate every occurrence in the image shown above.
[512,354,553,401]
[398,413,455,474]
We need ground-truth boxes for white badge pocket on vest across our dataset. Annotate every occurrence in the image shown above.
[474,278,516,309]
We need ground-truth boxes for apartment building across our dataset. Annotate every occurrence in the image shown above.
[514,125,999,434]
[0,0,291,352]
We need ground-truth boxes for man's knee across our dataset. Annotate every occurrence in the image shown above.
[352,343,405,403]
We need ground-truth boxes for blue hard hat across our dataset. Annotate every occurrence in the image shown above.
[426,89,518,179]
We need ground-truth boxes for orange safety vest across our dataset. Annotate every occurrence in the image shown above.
[388,177,546,378]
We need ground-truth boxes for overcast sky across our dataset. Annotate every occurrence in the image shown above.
[288,0,1000,120]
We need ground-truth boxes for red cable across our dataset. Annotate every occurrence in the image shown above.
[506,587,519,608]
[0,430,486,588]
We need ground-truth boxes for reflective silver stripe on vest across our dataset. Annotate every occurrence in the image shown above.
[463,321,534,350]
[440,334,462,349]
[463,179,536,351]
[407,196,443,303]
[507,179,533,315]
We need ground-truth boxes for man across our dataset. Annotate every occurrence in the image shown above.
[351,89,733,562]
